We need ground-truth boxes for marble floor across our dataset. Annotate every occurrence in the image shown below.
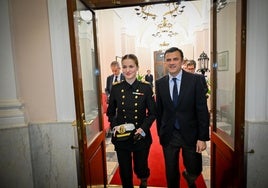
[106,136,211,188]
[106,137,119,184]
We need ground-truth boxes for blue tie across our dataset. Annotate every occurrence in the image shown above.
[172,78,178,107]
[172,78,180,129]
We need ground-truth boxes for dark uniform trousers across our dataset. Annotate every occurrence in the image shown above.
[116,146,150,188]
[163,129,202,188]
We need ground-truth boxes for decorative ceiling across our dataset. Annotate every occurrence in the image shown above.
[80,0,208,51]
[97,0,209,50]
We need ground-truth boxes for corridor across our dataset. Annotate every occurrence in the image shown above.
[106,136,211,188]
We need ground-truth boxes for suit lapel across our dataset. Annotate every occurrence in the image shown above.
[162,76,174,106]
[109,75,114,90]
[177,71,191,107]
[119,73,124,81]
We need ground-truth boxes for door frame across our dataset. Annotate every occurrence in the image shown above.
[66,0,107,187]
[210,0,247,187]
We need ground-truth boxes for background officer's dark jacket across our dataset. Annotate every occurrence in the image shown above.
[107,79,156,150]
[145,74,153,86]
[105,73,125,96]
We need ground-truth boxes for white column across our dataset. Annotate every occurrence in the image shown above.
[0,0,26,129]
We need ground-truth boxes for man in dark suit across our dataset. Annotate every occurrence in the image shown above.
[186,59,209,95]
[155,47,210,188]
[105,61,125,104]
[145,69,153,87]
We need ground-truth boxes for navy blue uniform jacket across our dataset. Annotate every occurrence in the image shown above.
[107,79,156,150]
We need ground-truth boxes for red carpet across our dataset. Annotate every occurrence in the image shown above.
[109,121,207,187]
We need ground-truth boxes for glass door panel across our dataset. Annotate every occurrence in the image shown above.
[216,1,237,146]
[212,1,246,186]
[216,1,236,147]
[75,10,100,145]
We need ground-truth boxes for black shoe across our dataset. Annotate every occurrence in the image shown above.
[139,178,147,188]
[182,170,197,188]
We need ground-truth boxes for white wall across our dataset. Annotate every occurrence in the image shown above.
[0,0,17,100]
[97,10,123,93]
[47,0,75,121]
[245,0,268,187]
[0,1,78,187]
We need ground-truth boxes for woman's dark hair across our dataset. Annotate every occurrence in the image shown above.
[121,54,139,67]
[164,47,184,60]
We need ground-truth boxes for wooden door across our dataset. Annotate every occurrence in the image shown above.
[154,51,167,80]
[210,0,247,187]
[67,1,107,187]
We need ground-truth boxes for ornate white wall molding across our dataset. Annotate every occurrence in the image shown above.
[0,1,27,129]
[0,100,27,129]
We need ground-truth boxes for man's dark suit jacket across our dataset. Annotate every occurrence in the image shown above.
[197,74,209,95]
[105,73,125,97]
[155,70,210,147]
[145,74,153,86]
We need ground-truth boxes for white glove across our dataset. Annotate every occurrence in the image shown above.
[112,126,120,137]
[112,123,135,137]
[135,128,146,137]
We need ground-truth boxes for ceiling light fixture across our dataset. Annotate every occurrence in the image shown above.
[163,3,185,18]
[134,5,156,20]
[134,2,185,21]
[159,41,169,47]
[217,0,227,12]
[152,17,178,38]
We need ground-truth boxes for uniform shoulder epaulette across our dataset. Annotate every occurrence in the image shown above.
[112,81,123,86]
[141,80,150,85]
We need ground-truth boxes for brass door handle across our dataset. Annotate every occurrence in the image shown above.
[72,120,77,126]
[83,119,93,126]
[72,119,93,127]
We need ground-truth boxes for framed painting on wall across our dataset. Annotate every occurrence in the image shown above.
[218,51,229,71]
[116,56,122,62]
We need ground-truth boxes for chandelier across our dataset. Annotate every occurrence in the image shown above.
[163,2,185,18]
[134,5,156,20]
[159,41,169,47]
[152,17,178,38]
[134,2,185,21]
[217,0,227,12]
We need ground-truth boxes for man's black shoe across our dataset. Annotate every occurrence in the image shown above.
[182,170,197,188]
[139,178,147,188]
